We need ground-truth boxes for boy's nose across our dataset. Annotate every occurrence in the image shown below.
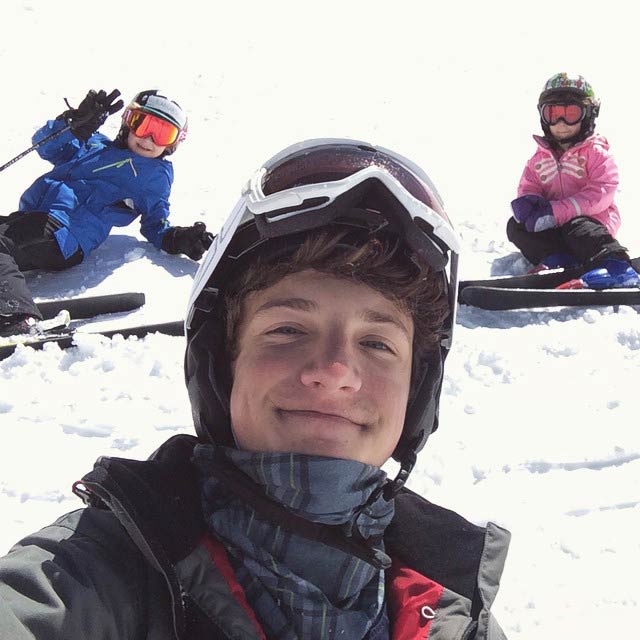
[300,341,362,392]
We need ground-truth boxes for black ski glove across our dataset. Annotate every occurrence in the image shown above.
[58,89,124,142]
[161,222,214,260]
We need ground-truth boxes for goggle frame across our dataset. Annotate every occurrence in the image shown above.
[539,102,587,126]
[123,108,183,147]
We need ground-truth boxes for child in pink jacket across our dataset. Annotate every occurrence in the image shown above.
[508,72,639,288]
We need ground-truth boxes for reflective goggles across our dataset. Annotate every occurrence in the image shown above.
[123,108,182,146]
[539,102,587,126]
[187,139,461,341]
[244,139,460,265]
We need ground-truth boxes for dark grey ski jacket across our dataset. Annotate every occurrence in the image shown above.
[0,435,511,639]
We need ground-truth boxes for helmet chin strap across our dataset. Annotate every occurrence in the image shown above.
[354,446,418,518]
[385,449,418,499]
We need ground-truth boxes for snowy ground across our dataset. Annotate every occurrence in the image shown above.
[1,1,639,637]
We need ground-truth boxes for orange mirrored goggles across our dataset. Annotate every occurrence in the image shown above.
[124,109,181,146]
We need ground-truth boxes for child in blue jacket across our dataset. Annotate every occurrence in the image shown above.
[0,89,213,337]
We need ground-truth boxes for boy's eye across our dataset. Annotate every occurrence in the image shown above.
[362,339,393,353]
[269,326,302,336]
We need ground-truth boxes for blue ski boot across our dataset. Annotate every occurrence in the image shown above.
[580,258,640,289]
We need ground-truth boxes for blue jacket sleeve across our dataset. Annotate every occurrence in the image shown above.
[32,119,85,164]
[137,162,175,249]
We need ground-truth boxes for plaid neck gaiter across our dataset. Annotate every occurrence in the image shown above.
[194,444,395,640]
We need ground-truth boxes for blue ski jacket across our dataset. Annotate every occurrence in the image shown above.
[18,119,175,259]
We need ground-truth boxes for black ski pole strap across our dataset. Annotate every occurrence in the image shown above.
[0,125,72,174]
[208,451,392,570]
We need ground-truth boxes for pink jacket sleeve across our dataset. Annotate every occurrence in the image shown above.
[516,162,544,198]
[551,146,619,225]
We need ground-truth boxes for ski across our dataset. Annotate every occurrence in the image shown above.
[460,285,640,311]
[0,319,184,361]
[458,257,640,296]
[36,291,146,320]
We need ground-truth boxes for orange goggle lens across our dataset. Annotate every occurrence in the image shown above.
[124,110,180,146]
[540,103,586,126]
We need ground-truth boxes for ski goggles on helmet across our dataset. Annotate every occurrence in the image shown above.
[187,139,461,345]
[245,139,460,265]
[538,102,587,126]
[123,108,182,146]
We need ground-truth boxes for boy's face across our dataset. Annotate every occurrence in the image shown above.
[126,131,167,158]
[229,269,414,467]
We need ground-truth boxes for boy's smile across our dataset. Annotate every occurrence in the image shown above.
[127,131,166,158]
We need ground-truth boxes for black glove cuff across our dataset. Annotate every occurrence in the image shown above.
[161,229,180,255]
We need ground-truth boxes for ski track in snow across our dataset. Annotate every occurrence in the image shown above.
[2,3,640,637]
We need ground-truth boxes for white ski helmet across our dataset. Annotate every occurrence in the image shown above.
[117,89,188,155]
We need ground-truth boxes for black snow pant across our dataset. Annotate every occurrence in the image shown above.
[0,212,83,319]
[506,215,630,267]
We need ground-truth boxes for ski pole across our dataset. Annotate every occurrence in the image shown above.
[0,125,72,174]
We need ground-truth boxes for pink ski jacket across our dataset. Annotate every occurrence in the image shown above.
[517,133,621,236]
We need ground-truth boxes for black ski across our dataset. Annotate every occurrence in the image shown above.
[460,286,640,311]
[37,292,146,320]
[0,320,184,361]
[458,257,640,297]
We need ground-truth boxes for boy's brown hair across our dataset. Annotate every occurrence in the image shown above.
[224,227,451,378]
